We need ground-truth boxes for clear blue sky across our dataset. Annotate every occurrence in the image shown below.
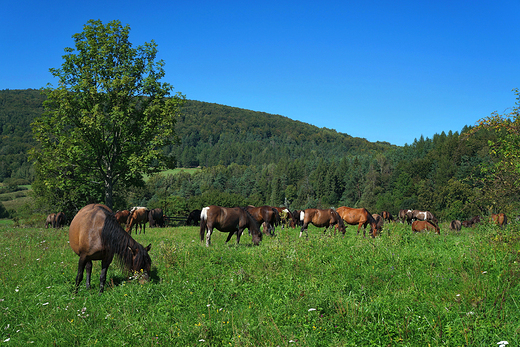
[2,1,519,146]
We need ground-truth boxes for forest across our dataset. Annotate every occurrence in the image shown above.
[0,89,515,222]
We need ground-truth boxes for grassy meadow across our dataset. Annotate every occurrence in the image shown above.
[0,220,519,346]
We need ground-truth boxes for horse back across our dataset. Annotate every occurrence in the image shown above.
[69,204,112,259]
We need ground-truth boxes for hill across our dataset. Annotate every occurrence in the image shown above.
[0,89,394,183]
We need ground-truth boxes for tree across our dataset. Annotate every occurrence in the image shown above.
[466,88,520,212]
[30,20,185,211]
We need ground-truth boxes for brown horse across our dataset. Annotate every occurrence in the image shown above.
[299,208,346,237]
[462,215,481,228]
[200,206,262,246]
[55,212,66,228]
[45,213,56,228]
[372,214,384,232]
[491,213,507,228]
[412,220,440,234]
[148,208,164,228]
[115,210,130,227]
[272,207,297,228]
[185,209,202,226]
[412,210,438,224]
[68,204,152,293]
[126,207,149,235]
[449,220,462,231]
[398,209,413,224]
[336,206,379,238]
[245,205,280,235]
[381,211,394,222]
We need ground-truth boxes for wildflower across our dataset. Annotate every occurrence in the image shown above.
[3,338,10,342]
[308,308,316,311]
[207,304,210,307]
[42,302,49,306]
[199,339,205,342]
[498,341,508,347]
[482,271,487,274]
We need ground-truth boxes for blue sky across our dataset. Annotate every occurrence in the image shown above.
[2,1,519,146]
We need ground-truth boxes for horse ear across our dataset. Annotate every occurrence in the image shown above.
[145,244,151,252]
[128,246,138,256]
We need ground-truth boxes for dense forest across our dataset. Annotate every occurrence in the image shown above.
[0,89,514,222]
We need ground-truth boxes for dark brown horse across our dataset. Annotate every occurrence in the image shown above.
[381,211,394,222]
[245,205,280,235]
[462,215,481,228]
[412,220,440,234]
[299,208,346,237]
[115,210,130,227]
[449,220,462,231]
[491,213,507,228]
[55,212,66,228]
[68,204,152,293]
[126,207,149,235]
[148,208,164,228]
[45,213,56,228]
[272,207,297,229]
[186,209,202,226]
[336,206,379,238]
[200,206,262,246]
[398,209,414,224]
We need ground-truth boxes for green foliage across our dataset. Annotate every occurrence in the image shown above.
[29,20,184,212]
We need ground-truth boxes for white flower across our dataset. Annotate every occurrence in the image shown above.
[3,338,10,342]
[308,308,316,311]
[207,304,210,307]
[498,341,509,347]
[482,271,487,274]
[199,339,205,342]
[42,302,49,306]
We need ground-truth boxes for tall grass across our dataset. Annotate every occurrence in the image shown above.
[0,221,518,346]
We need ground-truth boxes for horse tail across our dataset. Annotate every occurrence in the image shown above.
[199,207,209,242]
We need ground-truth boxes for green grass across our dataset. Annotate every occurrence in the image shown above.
[144,167,201,181]
[0,221,519,346]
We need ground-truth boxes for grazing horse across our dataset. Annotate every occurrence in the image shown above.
[55,212,66,228]
[299,208,346,237]
[291,210,303,227]
[68,204,152,293]
[462,215,481,228]
[372,214,384,231]
[200,206,262,246]
[45,213,56,228]
[381,211,394,222]
[245,205,280,235]
[398,209,414,224]
[185,209,202,226]
[491,213,507,228]
[412,220,440,234]
[115,210,130,227]
[449,220,462,231]
[412,210,438,224]
[126,207,149,235]
[336,206,379,238]
[272,207,297,229]
[148,208,164,228]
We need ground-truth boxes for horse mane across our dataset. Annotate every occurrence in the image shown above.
[241,207,260,233]
[100,208,147,271]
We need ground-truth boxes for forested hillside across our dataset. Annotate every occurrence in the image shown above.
[1,89,514,222]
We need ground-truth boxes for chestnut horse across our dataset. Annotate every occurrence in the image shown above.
[68,204,152,293]
[126,207,149,235]
[200,206,262,246]
[381,211,394,222]
[412,220,440,234]
[372,214,384,231]
[336,206,379,238]
[115,210,130,227]
[491,213,507,228]
[412,210,438,224]
[245,205,280,235]
[299,208,346,237]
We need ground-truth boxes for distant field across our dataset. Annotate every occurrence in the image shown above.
[144,167,201,181]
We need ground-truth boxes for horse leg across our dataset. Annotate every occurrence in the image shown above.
[235,228,244,245]
[206,227,213,247]
[74,256,88,293]
[85,260,93,290]
[300,223,309,238]
[225,231,235,243]
[98,256,113,294]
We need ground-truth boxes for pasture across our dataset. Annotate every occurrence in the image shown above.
[0,221,518,346]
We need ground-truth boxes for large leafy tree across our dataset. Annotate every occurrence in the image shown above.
[466,88,520,213]
[30,19,185,212]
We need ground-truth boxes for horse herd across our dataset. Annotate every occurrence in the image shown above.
[65,203,509,293]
